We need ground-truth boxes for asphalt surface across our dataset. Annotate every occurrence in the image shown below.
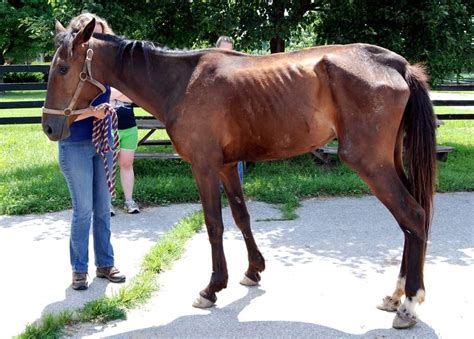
[1,193,472,338]
[0,203,201,338]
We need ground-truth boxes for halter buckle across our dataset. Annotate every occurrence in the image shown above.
[86,49,94,60]
[64,108,72,116]
[79,72,87,81]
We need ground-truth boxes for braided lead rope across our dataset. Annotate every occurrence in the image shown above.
[92,104,120,198]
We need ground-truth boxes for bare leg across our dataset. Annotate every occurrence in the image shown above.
[119,150,135,201]
[220,163,265,285]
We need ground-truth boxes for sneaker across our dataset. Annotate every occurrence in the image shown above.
[96,266,126,283]
[72,272,88,290]
[110,204,116,217]
[124,199,140,214]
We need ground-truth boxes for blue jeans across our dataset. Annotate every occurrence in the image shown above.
[237,161,244,184]
[59,139,115,272]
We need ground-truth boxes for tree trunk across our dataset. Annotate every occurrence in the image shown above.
[0,53,4,94]
[270,36,285,53]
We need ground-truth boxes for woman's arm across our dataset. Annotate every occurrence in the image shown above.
[74,107,107,121]
[110,87,132,103]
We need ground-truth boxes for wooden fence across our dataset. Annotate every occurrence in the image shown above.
[1,64,473,162]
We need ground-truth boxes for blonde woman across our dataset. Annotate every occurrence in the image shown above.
[59,13,126,290]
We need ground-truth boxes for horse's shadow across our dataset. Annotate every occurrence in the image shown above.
[74,287,438,339]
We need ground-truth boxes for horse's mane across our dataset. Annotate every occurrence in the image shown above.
[55,30,206,74]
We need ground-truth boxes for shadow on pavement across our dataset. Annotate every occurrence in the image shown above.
[100,288,438,339]
[39,277,111,319]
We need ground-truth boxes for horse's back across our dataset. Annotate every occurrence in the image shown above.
[172,44,411,163]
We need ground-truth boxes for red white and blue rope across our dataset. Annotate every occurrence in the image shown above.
[92,105,119,198]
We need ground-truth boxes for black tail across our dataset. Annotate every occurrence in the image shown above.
[403,64,437,233]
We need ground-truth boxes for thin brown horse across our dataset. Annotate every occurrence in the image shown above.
[42,19,436,329]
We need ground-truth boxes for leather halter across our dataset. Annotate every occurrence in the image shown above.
[42,41,107,116]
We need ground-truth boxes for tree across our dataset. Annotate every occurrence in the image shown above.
[231,0,319,53]
[314,0,473,83]
[0,0,53,64]
[2,1,471,83]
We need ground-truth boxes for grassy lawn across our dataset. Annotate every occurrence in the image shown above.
[0,90,473,215]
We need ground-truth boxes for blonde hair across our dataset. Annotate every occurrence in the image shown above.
[67,12,114,35]
[216,36,233,48]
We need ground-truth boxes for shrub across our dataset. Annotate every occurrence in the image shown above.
[2,71,46,83]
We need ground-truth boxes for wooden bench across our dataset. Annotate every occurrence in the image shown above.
[135,117,180,159]
[312,99,474,165]
[312,145,455,165]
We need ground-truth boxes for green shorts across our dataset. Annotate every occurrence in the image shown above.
[118,126,138,151]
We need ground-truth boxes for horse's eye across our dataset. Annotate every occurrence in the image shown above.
[58,66,68,75]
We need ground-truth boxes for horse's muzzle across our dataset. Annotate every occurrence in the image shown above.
[41,114,70,141]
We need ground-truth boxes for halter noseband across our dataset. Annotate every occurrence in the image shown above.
[42,40,120,198]
[42,40,107,116]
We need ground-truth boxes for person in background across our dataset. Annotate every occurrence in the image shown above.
[60,12,126,290]
[110,89,140,214]
[215,36,245,184]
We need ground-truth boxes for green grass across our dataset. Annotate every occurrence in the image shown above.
[1,91,473,216]
[432,90,474,95]
[436,118,474,191]
[21,311,75,339]
[18,211,204,339]
[0,90,46,102]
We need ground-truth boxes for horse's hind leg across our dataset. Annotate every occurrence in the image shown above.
[377,239,407,312]
[377,131,408,313]
[339,150,428,329]
[220,163,265,285]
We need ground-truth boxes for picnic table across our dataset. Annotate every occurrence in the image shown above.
[135,117,180,159]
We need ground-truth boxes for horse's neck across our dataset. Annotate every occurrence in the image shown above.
[99,42,196,125]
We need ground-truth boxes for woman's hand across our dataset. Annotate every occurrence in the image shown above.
[74,107,107,121]
[91,107,107,120]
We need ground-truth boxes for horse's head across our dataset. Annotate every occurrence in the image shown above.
[42,18,106,141]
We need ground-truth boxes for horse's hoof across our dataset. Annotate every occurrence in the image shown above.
[240,275,259,286]
[192,295,215,308]
[376,296,401,312]
[392,306,418,329]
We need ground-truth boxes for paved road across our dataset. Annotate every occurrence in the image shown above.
[2,193,471,338]
[0,203,201,338]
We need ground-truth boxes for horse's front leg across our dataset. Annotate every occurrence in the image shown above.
[191,162,228,308]
[220,163,265,286]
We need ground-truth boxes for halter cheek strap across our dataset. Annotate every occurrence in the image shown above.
[42,41,107,116]
[42,41,119,198]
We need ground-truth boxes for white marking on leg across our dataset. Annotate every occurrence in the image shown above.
[392,276,406,300]
[377,276,405,312]
[403,289,425,316]
[393,289,424,329]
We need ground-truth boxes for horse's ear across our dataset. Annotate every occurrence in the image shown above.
[72,18,96,47]
[55,20,66,35]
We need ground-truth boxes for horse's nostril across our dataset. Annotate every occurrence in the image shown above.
[44,125,53,135]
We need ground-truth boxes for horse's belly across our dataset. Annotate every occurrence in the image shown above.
[240,123,336,161]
